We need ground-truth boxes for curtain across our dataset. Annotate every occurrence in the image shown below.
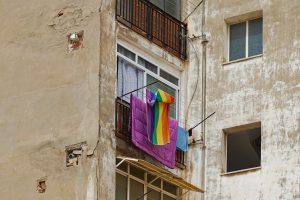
[117,57,144,101]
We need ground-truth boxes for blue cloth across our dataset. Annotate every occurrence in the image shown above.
[176,126,188,152]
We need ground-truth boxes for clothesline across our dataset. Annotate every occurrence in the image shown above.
[118,80,159,98]
[117,92,205,131]
[117,81,215,132]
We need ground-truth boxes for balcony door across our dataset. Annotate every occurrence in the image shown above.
[149,0,181,20]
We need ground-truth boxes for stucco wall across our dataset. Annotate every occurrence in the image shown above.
[1,0,299,199]
[204,0,300,199]
[0,0,116,199]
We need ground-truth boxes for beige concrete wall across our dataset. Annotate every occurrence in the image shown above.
[0,0,116,199]
[179,1,206,199]
[98,1,117,199]
[204,0,300,199]
[2,0,298,199]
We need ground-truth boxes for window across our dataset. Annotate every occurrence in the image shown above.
[224,124,261,173]
[116,159,181,200]
[117,44,180,119]
[149,0,181,20]
[228,17,263,61]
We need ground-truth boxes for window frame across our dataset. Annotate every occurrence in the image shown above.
[223,122,262,174]
[117,44,181,119]
[227,17,263,62]
[116,162,181,200]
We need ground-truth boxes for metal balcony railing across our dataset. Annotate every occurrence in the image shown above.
[116,0,187,60]
[115,98,185,166]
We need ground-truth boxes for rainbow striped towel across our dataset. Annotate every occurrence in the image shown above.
[146,89,175,145]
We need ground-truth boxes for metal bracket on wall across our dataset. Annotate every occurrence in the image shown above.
[188,112,216,136]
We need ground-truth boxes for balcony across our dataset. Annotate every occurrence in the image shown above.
[115,98,185,167]
[116,0,187,60]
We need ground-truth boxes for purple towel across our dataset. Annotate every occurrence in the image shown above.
[130,95,178,168]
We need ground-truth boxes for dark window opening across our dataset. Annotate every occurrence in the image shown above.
[226,127,261,172]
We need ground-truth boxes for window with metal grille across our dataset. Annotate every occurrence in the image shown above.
[116,0,187,59]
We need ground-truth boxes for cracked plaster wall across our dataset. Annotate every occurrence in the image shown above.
[204,0,300,199]
[0,0,116,199]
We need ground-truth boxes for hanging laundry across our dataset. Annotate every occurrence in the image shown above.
[130,94,178,168]
[146,89,175,145]
[176,126,188,152]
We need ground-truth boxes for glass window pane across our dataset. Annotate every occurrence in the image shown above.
[147,188,161,200]
[146,75,177,118]
[138,57,158,74]
[117,45,136,61]
[117,57,144,101]
[248,18,263,56]
[160,69,179,86]
[229,22,246,61]
[130,179,144,200]
[149,0,164,10]
[164,0,181,20]
[163,194,176,200]
[163,181,177,195]
[227,127,261,172]
[116,173,127,200]
[147,174,161,188]
[130,165,145,180]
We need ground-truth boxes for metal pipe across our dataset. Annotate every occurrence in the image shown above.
[201,1,207,200]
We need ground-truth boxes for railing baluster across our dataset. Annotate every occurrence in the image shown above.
[147,3,152,39]
[122,0,125,18]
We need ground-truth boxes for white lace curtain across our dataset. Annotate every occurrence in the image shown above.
[117,57,144,101]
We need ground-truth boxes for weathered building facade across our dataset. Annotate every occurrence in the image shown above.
[204,0,300,199]
[0,0,299,199]
[0,0,117,199]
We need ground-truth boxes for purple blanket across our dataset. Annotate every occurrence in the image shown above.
[130,95,178,168]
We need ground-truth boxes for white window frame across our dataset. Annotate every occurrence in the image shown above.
[227,17,263,62]
[117,43,181,119]
[116,163,180,200]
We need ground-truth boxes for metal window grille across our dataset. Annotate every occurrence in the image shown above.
[116,0,187,60]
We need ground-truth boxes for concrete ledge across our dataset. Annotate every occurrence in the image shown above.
[221,166,261,176]
[223,54,263,66]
